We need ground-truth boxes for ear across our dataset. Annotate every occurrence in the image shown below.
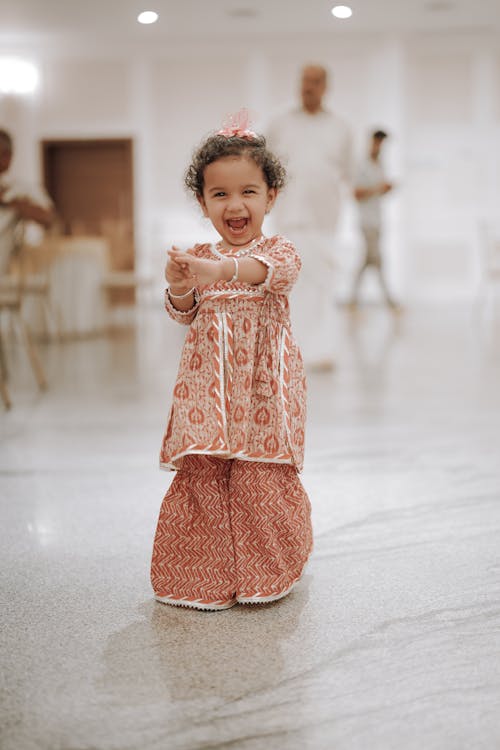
[197,193,209,217]
[265,187,277,214]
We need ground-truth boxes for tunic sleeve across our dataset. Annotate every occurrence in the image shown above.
[250,236,301,296]
[164,288,201,325]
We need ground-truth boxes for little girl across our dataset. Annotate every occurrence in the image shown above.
[151,113,313,610]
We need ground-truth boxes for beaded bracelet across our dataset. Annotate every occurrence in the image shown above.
[167,286,195,300]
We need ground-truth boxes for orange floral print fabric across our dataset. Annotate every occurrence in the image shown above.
[160,235,307,471]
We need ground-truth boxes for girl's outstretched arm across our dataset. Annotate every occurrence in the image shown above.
[168,250,268,287]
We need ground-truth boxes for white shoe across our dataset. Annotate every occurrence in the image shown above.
[155,594,237,611]
[236,581,297,605]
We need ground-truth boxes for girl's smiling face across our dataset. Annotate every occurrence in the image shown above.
[198,156,277,249]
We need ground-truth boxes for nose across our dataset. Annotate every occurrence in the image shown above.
[226,193,244,212]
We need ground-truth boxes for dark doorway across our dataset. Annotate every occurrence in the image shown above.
[42,138,135,302]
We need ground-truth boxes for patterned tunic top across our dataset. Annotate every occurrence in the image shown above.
[160,235,307,472]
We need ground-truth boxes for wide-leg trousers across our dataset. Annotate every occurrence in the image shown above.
[151,455,313,609]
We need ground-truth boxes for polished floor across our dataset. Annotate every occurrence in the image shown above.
[1,301,500,750]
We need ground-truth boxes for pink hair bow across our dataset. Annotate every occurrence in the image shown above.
[217,108,257,140]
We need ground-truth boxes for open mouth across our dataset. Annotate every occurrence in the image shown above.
[227,218,248,233]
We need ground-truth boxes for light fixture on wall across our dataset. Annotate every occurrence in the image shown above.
[331,5,353,19]
[137,10,159,24]
[0,58,39,95]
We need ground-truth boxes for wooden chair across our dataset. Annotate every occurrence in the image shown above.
[98,217,153,323]
[17,241,60,338]
[0,265,48,409]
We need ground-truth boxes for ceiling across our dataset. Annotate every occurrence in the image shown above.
[1,0,499,48]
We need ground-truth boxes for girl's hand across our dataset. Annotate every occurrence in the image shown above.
[168,250,227,287]
[165,246,196,291]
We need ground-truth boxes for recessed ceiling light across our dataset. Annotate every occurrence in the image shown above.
[137,11,159,25]
[331,5,353,19]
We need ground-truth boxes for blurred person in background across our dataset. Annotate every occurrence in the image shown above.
[349,129,400,312]
[0,128,54,275]
[267,64,353,371]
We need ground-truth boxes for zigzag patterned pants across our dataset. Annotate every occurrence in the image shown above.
[151,455,313,606]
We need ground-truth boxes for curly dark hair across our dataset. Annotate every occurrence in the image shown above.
[185,133,287,196]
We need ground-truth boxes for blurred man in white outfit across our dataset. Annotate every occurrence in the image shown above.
[267,65,353,371]
[0,129,53,275]
[350,129,399,310]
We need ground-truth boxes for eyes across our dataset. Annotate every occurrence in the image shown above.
[211,188,258,198]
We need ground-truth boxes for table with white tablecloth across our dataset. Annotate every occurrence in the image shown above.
[22,236,110,338]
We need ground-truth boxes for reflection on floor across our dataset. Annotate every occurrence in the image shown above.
[1,303,500,750]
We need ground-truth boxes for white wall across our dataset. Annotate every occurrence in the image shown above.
[1,31,499,301]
